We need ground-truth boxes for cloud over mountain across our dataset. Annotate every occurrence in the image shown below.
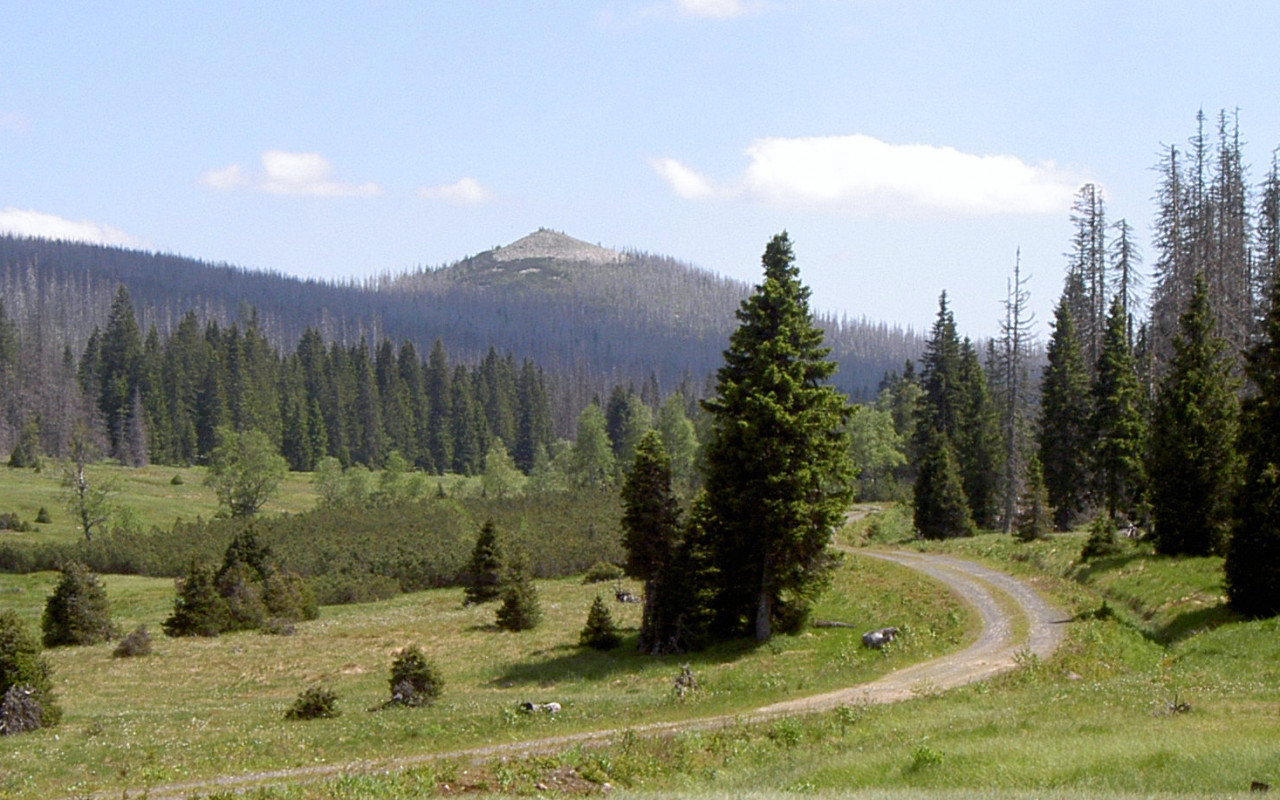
[201,151,380,197]
[0,207,140,247]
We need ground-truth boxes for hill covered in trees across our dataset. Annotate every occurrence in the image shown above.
[0,229,921,445]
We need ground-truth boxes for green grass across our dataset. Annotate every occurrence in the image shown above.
[0,549,969,800]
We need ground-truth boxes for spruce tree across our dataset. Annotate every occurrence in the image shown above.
[1038,294,1093,529]
[162,561,230,637]
[620,430,682,653]
[1014,457,1052,542]
[41,561,115,647]
[1226,270,1280,617]
[1091,296,1147,521]
[955,338,1001,528]
[913,425,974,539]
[700,232,854,642]
[464,521,505,606]
[579,596,622,650]
[495,552,541,632]
[1149,275,1240,556]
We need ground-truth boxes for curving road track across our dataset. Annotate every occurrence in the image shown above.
[82,549,1068,800]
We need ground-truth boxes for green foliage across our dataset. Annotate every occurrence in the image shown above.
[700,232,854,642]
[285,685,340,720]
[1227,269,1280,617]
[0,609,59,728]
[913,427,974,540]
[0,512,31,532]
[34,507,50,524]
[570,402,616,488]
[847,404,906,502]
[7,419,41,470]
[620,431,683,653]
[1091,296,1147,520]
[1149,274,1240,556]
[1039,294,1094,530]
[495,553,541,631]
[387,645,444,707]
[580,561,624,584]
[481,438,524,499]
[1013,457,1052,542]
[579,595,622,650]
[169,473,184,486]
[112,625,152,658]
[1080,514,1126,561]
[162,561,230,637]
[463,520,505,605]
[204,427,288,517]
[41,560,115,647]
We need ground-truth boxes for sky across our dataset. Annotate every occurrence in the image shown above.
[3,1,1280,338]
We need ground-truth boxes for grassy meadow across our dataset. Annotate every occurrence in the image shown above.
[0,494,1276,799]
[0,543,970,800]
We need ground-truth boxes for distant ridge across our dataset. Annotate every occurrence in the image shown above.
[490,229,625,265]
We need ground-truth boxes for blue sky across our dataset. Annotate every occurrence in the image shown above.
[3,1,1279,337]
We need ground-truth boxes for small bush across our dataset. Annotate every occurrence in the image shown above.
[170,473,185,486]
[579,595,622,650]
[581,561,624,584]
[112,626,152,658]
[464,521,505,605]
[386,645,444,707]
[34,508,51,524]
[0,610,59,727]
[163,562,230,638]
[0,513,31,533]
[285,686,340,720]
[260,617,296,636]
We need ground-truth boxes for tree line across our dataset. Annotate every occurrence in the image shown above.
[908,109,1280,619]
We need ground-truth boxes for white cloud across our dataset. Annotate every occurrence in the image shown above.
[656,134,1082,217]
[673,0,764,18]
[0,207,141,247]
[201,151,380,197]
[418,177,492,205]
[651,157,717,199]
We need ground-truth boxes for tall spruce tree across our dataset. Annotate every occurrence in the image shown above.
[620,430,682,654]
[955,338,1001,528]
[700,232,853,642]
[1038,293,1093,529]
[1149,274,1240,556]
[1225,269,1280,617]
[913,424,974,539]
[1091,296,1147,521]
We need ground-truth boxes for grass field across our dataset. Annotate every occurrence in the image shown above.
[1,502,1278,799]
[0,543,970,800]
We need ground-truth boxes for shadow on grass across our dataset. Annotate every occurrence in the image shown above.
[1067,551,1148,583]
[1152,603,1239,645]
[492,634,763,687]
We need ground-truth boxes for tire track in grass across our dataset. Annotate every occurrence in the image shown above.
[81,550,1068,800]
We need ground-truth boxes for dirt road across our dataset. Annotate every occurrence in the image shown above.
[85,549,1068,800]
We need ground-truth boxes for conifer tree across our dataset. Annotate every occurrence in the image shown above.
[1014,457,1052,542]
[620,430,682,653]
[0,610,59,729]
[464,521,505,605]
[162,561,230,637]
[96,285,144,460]
[913,425,974,539]
[955,339,1001,528]
[495,551,541,631]
[1226,269,1280,617]
[579,596,622,650]
[1091,296,1147,521]
[41,561,114,647]
[700,232,853,642]
[1149,275,1240,556]
[1038,294,1093,529]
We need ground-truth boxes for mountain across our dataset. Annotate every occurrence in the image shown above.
[0,230,923,425]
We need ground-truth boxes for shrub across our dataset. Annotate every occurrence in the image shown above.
[112,626,152,658]
[264,570,319,621]
[34,507,51,524]
[260,618,296,636]
[581,561,624,584]
[0,610,58,728]
[285,686,340,720]
[496,554,541,632]
[42,561,116,647]
[0,513,30,533]
[386,645,444,707]
[0,685,44,735]
[170,473,185,486]
[579,595,622,650]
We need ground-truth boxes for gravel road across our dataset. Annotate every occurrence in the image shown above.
[79,549,1068,800]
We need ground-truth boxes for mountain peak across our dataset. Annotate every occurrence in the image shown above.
[491,229,624,265]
